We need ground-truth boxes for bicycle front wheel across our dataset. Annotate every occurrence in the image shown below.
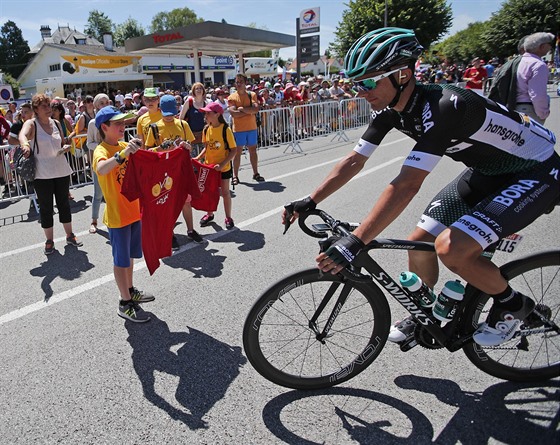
[462,250,560,382]
[243,268,391,390]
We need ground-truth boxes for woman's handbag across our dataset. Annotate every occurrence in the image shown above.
[15,120,38,182]
[15,147,36,182]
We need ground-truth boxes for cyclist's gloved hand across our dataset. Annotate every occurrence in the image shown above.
[283,196,317,234]
[324,234,365,268]
[291,196,317,215]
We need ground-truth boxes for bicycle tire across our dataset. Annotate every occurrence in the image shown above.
[461,250,560,382]
[243,268,391,390]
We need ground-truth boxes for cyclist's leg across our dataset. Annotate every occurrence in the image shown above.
[436,155,560,345]
[407,227,438,288]
[409,169,475,289]
[437,155,560,294]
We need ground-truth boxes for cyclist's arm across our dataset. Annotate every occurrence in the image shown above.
[310,113,394,204]
[310,150,368,204]
[351,166,429,244]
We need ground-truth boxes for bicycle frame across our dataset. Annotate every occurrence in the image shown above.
[316,238,476,352]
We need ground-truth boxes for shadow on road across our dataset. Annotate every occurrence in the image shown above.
[260,377,560,444]
[29,245,95,301]
[126,315,246,429]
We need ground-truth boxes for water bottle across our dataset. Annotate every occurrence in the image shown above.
[433,280,465,323]
[399,271,437,308]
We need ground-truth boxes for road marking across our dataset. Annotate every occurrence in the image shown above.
[0,155,404,326]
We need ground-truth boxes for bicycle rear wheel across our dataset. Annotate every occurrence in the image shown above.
[462,250,560,382]
[243,268,391,389]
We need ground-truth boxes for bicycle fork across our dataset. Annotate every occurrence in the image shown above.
[308,281,352,343]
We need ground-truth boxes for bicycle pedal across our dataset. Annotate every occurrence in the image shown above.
[399,337,418,352]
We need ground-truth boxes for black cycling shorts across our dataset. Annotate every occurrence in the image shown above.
[417,152,560,249]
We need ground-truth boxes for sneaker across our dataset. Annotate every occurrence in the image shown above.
[44,239,55,255]
[200,214,214,227]
[187,230,204,244]
[225,217,235,230]
[130,287,155,303]
[473,293,536,347]
[388,316,417,343]
[172,235,180,251]
[118,301,151,323]
[66,233,83,247]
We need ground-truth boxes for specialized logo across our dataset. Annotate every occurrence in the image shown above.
[449,94,458,109]
[428,200,442,213]
[483,119,525,146]
[421,102,434,132]
[550,168,559,181]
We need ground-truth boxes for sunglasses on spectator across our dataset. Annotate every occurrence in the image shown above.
[353,66,408,91]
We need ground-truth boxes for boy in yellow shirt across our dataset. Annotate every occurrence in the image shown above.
[93,106,154,323]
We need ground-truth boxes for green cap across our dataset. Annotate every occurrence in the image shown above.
[143,87,158,98]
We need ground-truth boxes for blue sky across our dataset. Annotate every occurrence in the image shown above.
[1,0,504,58]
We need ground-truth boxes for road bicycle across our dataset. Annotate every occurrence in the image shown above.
[242,207,560,390]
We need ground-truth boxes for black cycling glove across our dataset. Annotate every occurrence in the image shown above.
[292,196,317,215]
[324,234,365,267]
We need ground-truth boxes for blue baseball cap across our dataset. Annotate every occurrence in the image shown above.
[95,106,134,129]
[160,94,178,117]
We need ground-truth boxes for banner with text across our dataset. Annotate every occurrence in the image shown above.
[61,55,142,77]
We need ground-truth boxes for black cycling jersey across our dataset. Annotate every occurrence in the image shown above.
[354,83,559,249]
[355,83,556,176]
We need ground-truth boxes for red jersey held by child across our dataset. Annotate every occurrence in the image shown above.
[190,159,221,212]
[121,148,200,275]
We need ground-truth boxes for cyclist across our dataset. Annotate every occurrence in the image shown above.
[283,27,559,348]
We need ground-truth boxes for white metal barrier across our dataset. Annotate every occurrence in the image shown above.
[2,101,371,205]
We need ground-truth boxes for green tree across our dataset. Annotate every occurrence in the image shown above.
[481,0,559,59]
[114,18,145,47]
[84,10,114,43]
[1,72,21,99]
[432,22,489,64]
[0,21,31,78]
[330,0,452,58]
[150,7,203,32]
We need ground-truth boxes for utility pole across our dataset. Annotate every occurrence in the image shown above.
[384,0,388,27]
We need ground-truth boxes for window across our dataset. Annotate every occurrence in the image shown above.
[49,63,61,72]
[75,38,86,45]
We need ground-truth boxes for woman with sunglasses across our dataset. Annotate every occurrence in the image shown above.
[283,27,559,349]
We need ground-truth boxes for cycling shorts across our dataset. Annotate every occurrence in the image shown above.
[417,152,560,249]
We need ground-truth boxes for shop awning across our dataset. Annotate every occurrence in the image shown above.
[126,21,294,56]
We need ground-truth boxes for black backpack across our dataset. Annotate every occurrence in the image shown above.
[488,56,522,109]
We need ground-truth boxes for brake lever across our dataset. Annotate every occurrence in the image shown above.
[283,203,294,235]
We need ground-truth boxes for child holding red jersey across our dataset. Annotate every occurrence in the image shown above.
[195,102,238,230]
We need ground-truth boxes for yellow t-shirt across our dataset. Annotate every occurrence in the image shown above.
[144,118,195,148]
[202,124,237,172]
[136,110,163,142]
[92,141,140,228]
[228,91,258,132]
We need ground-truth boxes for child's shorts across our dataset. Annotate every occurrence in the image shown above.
[108,220,143,267]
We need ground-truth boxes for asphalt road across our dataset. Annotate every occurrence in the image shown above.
[1,96,559,444]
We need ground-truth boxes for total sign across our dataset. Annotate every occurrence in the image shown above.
[300,7,320,35]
